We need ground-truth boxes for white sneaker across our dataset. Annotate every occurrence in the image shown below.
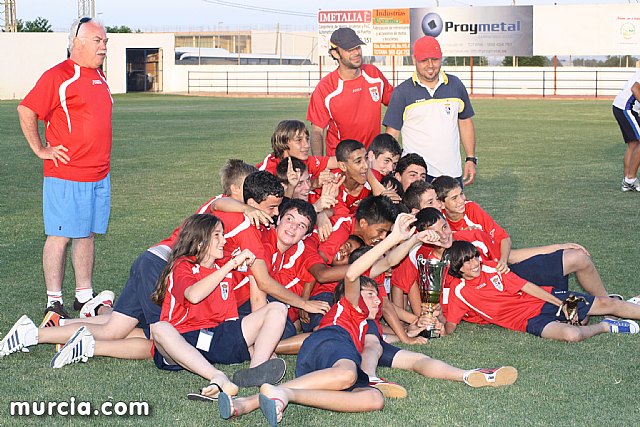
[50,326,95,368]
[621,178,640,192]
[463,366,518,387]
[0,315,38,357]
[627,296,640,305]
[79,290,115,317]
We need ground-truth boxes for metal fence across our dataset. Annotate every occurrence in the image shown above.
[187,66,637,98]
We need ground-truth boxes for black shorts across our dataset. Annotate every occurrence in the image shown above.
[526,290,595,337]
[153,319,250,371]
[113,250,165,338]
[296,326,370,391]
[613,105,640,143]
[365,320,401,368]
[510,250,568,289]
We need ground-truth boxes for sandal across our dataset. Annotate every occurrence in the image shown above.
[187,382,222,402]
[259,393,285,427]
[218,392,239,420]
[232,358,286,387]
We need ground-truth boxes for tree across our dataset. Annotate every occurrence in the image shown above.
[501,56,553,67]
[105,25,133,33]
[18,17,53,32]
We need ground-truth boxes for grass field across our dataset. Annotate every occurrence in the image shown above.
[1,94,639,426]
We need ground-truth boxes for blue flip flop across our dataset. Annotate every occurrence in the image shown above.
[232,358,286,387]
[259,393,285,427]
[218,392,238,420]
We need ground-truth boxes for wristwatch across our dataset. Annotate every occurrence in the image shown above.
[465,156,478,165]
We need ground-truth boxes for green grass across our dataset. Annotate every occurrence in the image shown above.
[1,94,639,426]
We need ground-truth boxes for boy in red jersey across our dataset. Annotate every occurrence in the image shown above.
[256,119,338,182]
[394,153,428,191]
[402,180,443,213]
[366,133,402,177]
[443,241,640,341]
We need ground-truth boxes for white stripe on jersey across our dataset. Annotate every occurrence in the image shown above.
[331,300,345,325]
[97,68,113,103]
[361,69,385,98]
[357,319,368,343]
[258,154,272,171]
[233,276,250,291]
[224,216,252,239]
[332,216,352,232]
[324,79,344,141]
[58,64,81,133]
[454,280,492,319]
[285,277,300,289]
[197,194,223,214]
[282,240,304,269]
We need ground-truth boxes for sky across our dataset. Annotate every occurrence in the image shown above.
[9,0,636,32]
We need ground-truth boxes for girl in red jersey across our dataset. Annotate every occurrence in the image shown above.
[149,214,289,399]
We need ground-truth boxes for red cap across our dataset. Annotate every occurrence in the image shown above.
[413,36,442,61]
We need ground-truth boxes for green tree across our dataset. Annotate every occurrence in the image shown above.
[502,56,553,67]
[105,25,133,33]
[18,17,52,32]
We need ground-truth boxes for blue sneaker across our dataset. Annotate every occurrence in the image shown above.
[602,318,639,334]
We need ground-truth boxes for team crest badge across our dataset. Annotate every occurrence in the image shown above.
[369,87,380,102]
[444,104,451,115]
[490,275,503,291]
[220,282,229,300]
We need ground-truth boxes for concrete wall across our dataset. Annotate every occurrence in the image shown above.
[0,32,176,99]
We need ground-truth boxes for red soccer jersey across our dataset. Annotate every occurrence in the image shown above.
[160,257,238,334]
[307,64,393,156]
[318,216,355,262]
[214,210,269,306]
[318,295,370,352]
[20,59,113,182]
[256,154,330,181]
[445,261,548,332]
[332,182,372,217]
[446,201,510,244]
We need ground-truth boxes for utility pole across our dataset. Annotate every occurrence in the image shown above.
[1,0,17,32]
[78,0,95,18]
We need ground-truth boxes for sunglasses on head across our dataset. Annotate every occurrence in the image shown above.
[75,17,92,37]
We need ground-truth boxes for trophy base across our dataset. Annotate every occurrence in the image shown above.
[419,329,441,339]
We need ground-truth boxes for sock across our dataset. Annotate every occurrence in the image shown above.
[75,287,94,303]
[625,177,637,184]
[47,291,63,307]
[58,318,66,326]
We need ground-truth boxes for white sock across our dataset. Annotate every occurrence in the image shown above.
[75,288,93,303]
[625,177,637,184]
[47,291,63,307]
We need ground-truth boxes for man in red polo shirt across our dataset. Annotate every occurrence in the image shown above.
[17,17,113,318]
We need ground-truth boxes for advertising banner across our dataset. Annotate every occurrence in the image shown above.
[318,10,373,56]
[372,9,411,56]
[410,6,533,56]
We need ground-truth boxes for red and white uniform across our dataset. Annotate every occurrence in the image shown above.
[318,216,355,262]
[20,59,113,182]
[332,183,372,218]
[160,256,238,334]
[318,295,370,352]
[307,64,393,156]
[445,201,510,245]
[214,210,269,306]
[445,260,548,333]
[256,154,330,181]
[390,228,500,324]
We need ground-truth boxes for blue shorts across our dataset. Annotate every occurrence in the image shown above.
[301,292,334,333]
[613,105,640,143]
[296,325,370,391]
[510,250,568,289]
[43,174,111,238]
[237,300,252,318]
[113,250,165,338]
[526,290,595,337]
[366,320,401,368]
[154,319,251,371]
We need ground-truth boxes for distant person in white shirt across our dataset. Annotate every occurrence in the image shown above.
[612,71,640,192]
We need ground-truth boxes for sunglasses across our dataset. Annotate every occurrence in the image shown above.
[75,17,92,37]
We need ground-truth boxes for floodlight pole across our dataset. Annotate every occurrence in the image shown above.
[78,0,95,18]
[1,0,17,32]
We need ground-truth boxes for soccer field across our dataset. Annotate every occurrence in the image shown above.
[1,94,639,426]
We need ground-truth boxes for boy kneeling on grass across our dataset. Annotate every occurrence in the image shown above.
[442,241,640,341]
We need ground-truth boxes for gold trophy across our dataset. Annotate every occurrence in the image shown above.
[417,256,448,339]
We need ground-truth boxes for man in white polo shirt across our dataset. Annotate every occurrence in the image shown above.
[383,36,477,186]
